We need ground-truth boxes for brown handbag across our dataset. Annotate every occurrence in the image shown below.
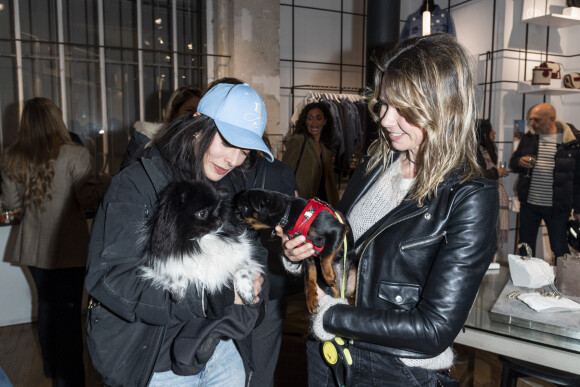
[531,66,552,85]
[540,61,561,79]
[563,72,580,89]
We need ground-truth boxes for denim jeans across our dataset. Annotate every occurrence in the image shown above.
[0,365,13,387]
[306,339,437,386]
[149,339,244,387]
[518,202,570,258]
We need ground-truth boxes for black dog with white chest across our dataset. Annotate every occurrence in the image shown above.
[234,189,357,313]
[139,180,264,304]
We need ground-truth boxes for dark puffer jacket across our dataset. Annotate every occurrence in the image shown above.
[85,148,262,387]
[323,153,498,359]
[509,121,580,214]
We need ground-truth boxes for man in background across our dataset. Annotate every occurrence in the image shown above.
[509,103,580,259]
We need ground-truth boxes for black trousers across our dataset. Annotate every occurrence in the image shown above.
[28,266,86,387]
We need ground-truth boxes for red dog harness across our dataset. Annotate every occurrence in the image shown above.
[286,198,337,256]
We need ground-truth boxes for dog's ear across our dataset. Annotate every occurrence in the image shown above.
[258,197,270,211]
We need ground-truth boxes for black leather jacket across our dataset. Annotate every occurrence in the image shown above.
[323,153,498,359]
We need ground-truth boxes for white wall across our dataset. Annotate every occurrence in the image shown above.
[401,0,580,260]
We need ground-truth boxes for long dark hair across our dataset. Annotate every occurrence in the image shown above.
[164,86,202,124]
[2,97,72,209]
[153,114,256,182]
[476,119,498,164]
[292,102,335,149]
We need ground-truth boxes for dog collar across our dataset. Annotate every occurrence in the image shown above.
[286,198,336,256]
[271,202,292,238]
[278,202,292,228]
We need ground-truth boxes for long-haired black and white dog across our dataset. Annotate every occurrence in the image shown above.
[139,180,264,304]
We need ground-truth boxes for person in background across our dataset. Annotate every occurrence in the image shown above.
[121,85,202,169]
[509,102,580,259]
[1,97,110,387]
[212,76,301,387]
[278,33,498,386]
[283,102,339,207]
[85,83,269,387]
[476,119,510,248]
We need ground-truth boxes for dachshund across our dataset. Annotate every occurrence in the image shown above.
[234,189,357,313]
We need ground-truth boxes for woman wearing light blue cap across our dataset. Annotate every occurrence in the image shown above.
[85,83,272,387]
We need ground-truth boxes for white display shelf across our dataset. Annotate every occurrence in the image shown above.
[522,14,580,28]
[517,81,580,95]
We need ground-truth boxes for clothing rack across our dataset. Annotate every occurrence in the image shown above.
[281,0,367,112]
[306,89,363,103]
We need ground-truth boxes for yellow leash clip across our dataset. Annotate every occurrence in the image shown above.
[322,337,353,387]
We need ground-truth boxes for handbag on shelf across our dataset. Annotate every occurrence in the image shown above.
[563,72,580,89]
[531,66,552,85]
[508,244,555,289]
[555,254,580,297]
[540,61,561,79]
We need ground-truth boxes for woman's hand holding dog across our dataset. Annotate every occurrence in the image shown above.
[275,225,314,262]
[234,274,264,305]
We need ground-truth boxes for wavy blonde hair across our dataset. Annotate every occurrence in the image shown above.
[366,33,481,205]
[2,98,71,210]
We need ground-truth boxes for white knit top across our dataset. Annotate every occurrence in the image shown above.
[349,157,414,243]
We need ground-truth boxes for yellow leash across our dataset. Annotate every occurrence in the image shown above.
[322,211,352,387]
[334,212,348,300]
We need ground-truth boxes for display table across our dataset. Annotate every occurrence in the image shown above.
[454,267,580,375]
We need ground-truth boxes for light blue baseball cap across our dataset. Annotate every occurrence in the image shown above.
[197,83,273,162]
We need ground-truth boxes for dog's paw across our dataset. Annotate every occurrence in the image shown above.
[169,286,187,303]
[234,268,256,304]
[169,288,185,302]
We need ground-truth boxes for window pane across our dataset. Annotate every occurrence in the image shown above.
[1,0,205,176]
[21,41,60,102]
[0,1,13,39]
[66,44,102,174]
[20,0,57,42]
[104,0,137,48]
[106,48,140,173]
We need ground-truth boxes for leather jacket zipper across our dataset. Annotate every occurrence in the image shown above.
[355,206,428,305]
[401,231,448,250]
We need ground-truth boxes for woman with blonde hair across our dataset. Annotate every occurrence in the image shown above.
[278,33,499,386]
[1,97,109,386]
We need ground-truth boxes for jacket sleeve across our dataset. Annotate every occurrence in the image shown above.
[509,136,532,173]
[323,182,498,355]
[85,173,232,326]
[0,175,22,210]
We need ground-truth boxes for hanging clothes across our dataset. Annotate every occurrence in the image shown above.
[289,91,365,173]
[400,4,456,41]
